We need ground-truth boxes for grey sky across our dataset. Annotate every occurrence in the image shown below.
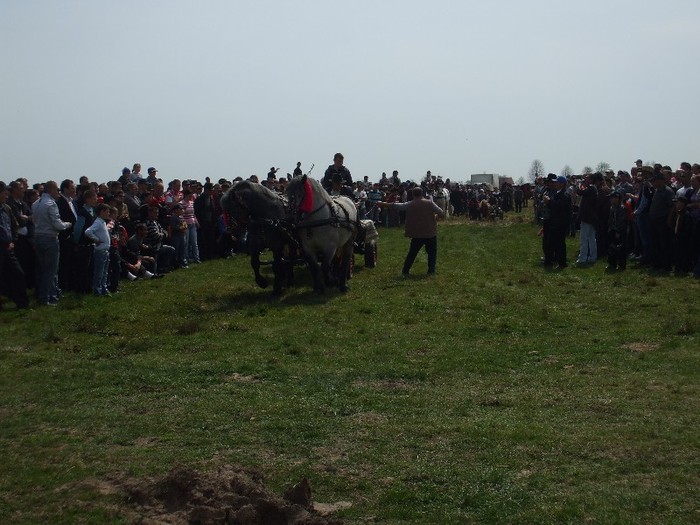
[2,0,698,186]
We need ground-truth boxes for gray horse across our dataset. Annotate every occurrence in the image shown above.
[220,181,296,295]
[286,175,358,293]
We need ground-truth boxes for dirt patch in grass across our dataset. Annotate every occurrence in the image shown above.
[90,464,346,524]
[622,342,660,353]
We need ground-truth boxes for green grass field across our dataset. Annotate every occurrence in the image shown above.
[1,216,698,524]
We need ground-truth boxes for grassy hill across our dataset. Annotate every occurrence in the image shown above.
[1,216,698,524]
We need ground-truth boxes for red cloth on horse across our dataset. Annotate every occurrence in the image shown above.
[299,179,314,213]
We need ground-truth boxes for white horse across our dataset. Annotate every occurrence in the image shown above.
[433,186,451,219]
[286,175,358,293]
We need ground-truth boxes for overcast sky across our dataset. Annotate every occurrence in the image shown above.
[1,0,698,186]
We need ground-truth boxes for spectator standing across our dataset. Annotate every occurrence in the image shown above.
[671,195,694,274]
[83,203,112,296]
[576,173,599,266]
[543,175,571,268]
[0,181,29,309]
[607,191,628,271]
[56,179,78,291]
[194,182,219,260]
[182,189,200,264]
[72,189,97,293]
[7,181,35,288]
[169,204,189,268]
[32,181,72,306]
[648,173,675,271]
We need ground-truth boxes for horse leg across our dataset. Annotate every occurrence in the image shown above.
[251,249,268,288]
[271,251,284,296]
[337,241,353,293]
[302,249,324,294]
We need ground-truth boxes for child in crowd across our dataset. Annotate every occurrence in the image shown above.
[84,203,112,296]
[170,204,189,268]
[107,206,127,292]
[607,191,628,271]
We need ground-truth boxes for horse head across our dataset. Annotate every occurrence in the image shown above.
[286,174,316,222]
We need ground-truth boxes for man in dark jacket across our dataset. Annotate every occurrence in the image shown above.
[648,173,674,271]
[543,176,572,268]
[0,181,29,309]
[322,153,353,192]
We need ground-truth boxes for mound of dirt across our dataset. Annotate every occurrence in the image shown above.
[112,464,346,525]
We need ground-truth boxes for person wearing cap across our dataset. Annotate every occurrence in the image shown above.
[648,173,674,271]
[322,153,353,193]
[542,175,572,268]
[575,173,599,266]
[146,167,159,188]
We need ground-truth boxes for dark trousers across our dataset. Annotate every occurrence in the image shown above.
[197,222,217,260]
[14,235,35,289]
[58,238,74,291]
[608,234,627,269]
[650,219,672,270]
[545,226,567,266]
[403,236,437,274]
[0,244,29,308]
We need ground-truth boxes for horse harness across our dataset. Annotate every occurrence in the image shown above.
[294,197,357,238]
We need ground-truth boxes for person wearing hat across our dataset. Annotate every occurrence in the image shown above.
[648,172,674,271]
[0,181,29,309]
[542,175,571,268]
[322,153,353,193]
[146,167,160,187]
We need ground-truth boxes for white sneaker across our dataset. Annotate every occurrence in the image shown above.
[127,272,137,281]
[144,270,154,279]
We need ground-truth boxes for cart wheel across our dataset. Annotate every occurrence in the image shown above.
[364,241,377,268]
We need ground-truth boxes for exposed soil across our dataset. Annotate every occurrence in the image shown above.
[105,464,347,525]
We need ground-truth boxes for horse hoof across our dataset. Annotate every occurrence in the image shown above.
[256,278,268,289]
[339,285,349,293]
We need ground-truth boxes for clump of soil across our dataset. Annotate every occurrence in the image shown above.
[112,464,345,525]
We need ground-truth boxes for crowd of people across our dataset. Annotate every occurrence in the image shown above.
[3,156,695,310]
[534,160,700,275]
